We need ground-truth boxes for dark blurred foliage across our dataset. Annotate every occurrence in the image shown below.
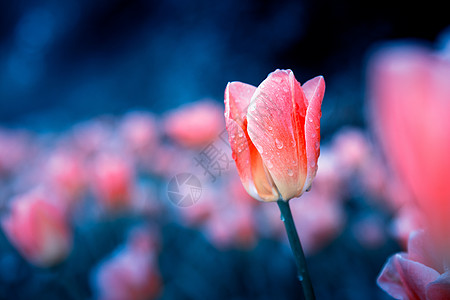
[0,0,448,135]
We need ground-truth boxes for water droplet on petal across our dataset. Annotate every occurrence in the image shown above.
[249,104,256,112]
[315,141,320,150]
[287,169,294,176]
[275,138,283,149]
[298,275,304,282]
[311,133,316,138]
[238,132,244,138]
[308,117,313,123]
[292,160,297,166]
[255,144,264,154]
[273,76,282,83]
[282,86,289,93]
[280,214,285,222]
[310,161,316,168]
[266,160,273,169]
[267,126,273,131]
[291,139,296,147]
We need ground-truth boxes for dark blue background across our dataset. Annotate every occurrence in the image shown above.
[0,0,447,134]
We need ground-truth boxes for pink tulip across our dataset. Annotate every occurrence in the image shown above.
[224,69,325,202]
[1,189,72,267]
[119,111,158,156]
[163,100,224,148]
[44,150,87,204]
[332,127,370,175]
[0,129,32,176]
[92,227,161,300]
[378,230,450,300]
[369,44,450,249]
[205,200,257,249]
[69,118,114,157]
[89,153,135,210]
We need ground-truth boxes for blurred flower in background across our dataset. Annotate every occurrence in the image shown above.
[369,40,450,251]
[368,36,450,298]
[1,189,72,267]
[91,226,161,300]
[378,230,450,300]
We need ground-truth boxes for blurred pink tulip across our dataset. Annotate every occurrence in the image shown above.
[258,185,345,255]
[205,200,257,249]
[163,100,224,148]
[291,193,345,255]
[92,227,161,300]
[70,118,114,157]
[44,150,87,204]
[369,44,450,250]
[0,129,32,176]
[332,127,370,175]
[89,153,135,210]
[225,69,325,202]
[119,111,158,157]
[378,230,450,300]
[1,189,72,267]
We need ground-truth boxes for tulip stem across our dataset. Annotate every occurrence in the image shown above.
[277,200,316,300]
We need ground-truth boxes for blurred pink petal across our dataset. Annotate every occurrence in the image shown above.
[378,230,450,299]
[391,205,424,249]
[378,253,439,300]
[332,127,370,175]
[164,100,224,148]
[206,202,257,249]
[290,193,345,255]
[426,272,450,300]
[1,189,72,267]
[92,227,161,300]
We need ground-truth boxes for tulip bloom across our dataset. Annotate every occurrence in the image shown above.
[90,153,135,210]
[368,44,450,250]
[225,69,325,202]
[1,190,72,267]
[164,101,224,148]
[92,227,161,300]
[378,230,450,300]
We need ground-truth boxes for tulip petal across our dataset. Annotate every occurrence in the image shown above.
[225,82,279,202]
[407,230,442,272]
[224,81,257,128]
[377,253,440,300]
[247,69,308,200]
[225,119,279,201]
[426,272,450,300]
[302,76,325,193]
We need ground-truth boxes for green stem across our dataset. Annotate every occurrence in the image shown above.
[277,200,316,300]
